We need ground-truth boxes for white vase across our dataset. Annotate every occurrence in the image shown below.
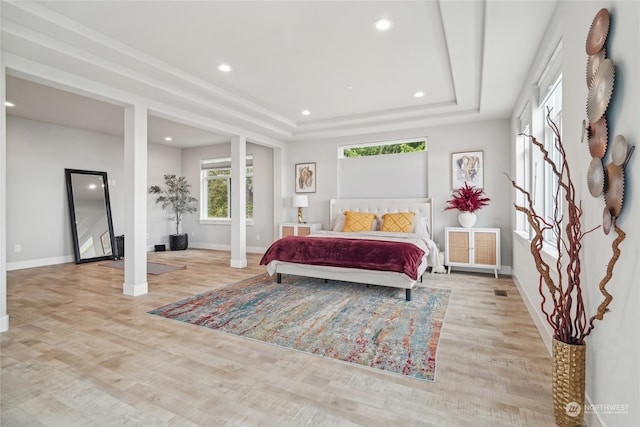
[458,211,477,228]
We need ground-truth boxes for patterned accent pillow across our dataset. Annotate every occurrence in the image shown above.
[381,212,416,233]
[343,211,377,232]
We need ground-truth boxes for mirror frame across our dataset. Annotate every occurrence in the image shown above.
[65,168,116,264]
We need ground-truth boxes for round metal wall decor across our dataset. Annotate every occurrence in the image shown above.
[588,117,608,159]
[587,58,615,124]
[602,207,612,235]
[586,8,610,55]
[586,49,606,88]
[605,163,624,217]
[610,135,628,166]
[587,157,605,197]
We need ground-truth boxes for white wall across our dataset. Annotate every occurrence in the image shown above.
[6,117,125,269]
[287,118,513,269]
[147,142,183,248]
[512,2,639,426]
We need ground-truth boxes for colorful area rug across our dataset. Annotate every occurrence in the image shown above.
[100,260,186,275]
[149,274,451,381]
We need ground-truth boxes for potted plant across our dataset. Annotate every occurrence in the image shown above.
[444,182,490,227]
[149,174,198,250]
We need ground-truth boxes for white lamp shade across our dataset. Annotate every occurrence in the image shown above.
[293,195,309,208]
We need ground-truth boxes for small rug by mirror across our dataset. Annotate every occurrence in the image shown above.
[100,260,186,275]
[148,273,451,381]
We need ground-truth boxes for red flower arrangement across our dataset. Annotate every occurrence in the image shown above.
[444,183,490,213]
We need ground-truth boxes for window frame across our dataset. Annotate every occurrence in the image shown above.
[515,103,532,237]
[541,76,563,247]
[200,155,254,224]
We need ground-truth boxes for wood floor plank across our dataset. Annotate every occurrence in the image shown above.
[2,249,555,426]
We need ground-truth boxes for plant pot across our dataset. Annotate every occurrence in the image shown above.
[169,234,189,251]
[552,338,586,427]
[457,211,477,228]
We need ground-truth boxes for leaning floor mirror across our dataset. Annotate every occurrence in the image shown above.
[65,169,116,263]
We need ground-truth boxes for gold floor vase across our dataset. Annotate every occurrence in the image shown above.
[552,338,586,427]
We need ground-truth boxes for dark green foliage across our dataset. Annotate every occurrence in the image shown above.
[343,141,425,158]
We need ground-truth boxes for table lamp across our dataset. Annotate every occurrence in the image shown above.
[293,195,308,223]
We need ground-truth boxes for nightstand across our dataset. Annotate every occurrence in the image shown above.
[445,227,501,278]
[279,223,322,238]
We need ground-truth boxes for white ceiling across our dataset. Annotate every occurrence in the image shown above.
[2,0,558,148]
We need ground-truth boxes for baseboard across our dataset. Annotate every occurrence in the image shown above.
[123,281,148,296]
[7,255,75,271]
[189,242,268,254]
[0,314,9,333]
[584,395,607,427]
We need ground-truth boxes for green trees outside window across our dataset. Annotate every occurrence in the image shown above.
[202,159,253,220]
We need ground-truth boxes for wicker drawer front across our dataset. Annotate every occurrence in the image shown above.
[281,226,295,237]
[279,223,321,238]
[297,226,312,236]
[474,232,497,265]
[448,231,470,263]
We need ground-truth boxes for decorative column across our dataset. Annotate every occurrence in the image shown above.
[123,104,148,295]
[230,135,247,268]
[0,54,9,332]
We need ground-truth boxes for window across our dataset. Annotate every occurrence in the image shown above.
[542,75,562,245]
[338,138,427,198]
[516,104,531,235]
[201,155,253,220]
[340,139,425,158]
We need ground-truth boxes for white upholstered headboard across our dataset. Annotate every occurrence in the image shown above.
[329,198,433,236]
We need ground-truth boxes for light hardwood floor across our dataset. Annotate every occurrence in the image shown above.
[1,250,555,426]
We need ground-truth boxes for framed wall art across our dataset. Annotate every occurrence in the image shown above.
[451,151,484,189]
[295,162,316,193]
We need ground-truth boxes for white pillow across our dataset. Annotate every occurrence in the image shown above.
[413,215,431,239]
[332,213,346,231]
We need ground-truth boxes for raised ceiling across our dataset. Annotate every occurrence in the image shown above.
[2,1,558,147]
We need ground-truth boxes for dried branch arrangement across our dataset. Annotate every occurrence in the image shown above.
[506,113,625,345]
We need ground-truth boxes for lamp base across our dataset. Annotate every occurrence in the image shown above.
[297,207,304,224]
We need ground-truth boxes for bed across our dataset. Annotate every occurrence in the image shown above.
[260,198,445,300]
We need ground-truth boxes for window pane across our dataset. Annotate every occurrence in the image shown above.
[246,176,254,219]
[207,178,228,218]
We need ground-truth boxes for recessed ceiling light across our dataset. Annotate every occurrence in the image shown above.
[5,101,15,107]
[164,137,173,142]
[301,110,311,116]
[374,18,393,32]
[218,63,232,72]
[413,91,425,98]
[345,85,353,90]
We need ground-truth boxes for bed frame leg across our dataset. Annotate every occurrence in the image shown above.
[277,273,282,283]
[406,289,412,301]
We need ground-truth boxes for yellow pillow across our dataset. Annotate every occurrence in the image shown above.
[381,212,416,233]
[343,211,377,232]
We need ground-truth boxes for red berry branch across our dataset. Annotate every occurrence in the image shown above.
[505,112,623,345]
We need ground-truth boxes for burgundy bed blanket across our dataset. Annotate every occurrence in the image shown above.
[260,236,425,280]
